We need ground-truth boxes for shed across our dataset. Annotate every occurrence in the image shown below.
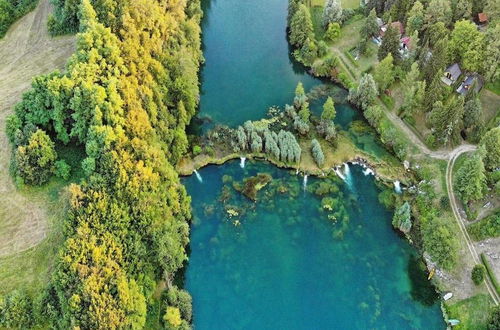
[441,63,462,86]
[478,13,488,23]
[456,73,484,95]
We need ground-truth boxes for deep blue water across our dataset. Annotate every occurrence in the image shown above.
[185,0,445,328]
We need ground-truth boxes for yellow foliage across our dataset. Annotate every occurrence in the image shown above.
[164,306,182,327]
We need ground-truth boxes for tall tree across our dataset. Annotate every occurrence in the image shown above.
[425,0,453,27]
[480,127,500,171]
[424,69,448,111]
[407,1,425,34]
[449,20,485,72]
[288,0,304,26]
[378,23,401,62]
[348,74,378,110]
[455,152,487,203]
[452,0,472,21]
[323,0,343,27]
[401,62,426,116]
[360,8,380,40]
[483,24,500,82]
[463,97,482,130]
[322,97,336,121]
[290,4,314,48]
[422,39,449,83]
[392,202,412,233]
[373,53,395,92]
[429,95,464,145]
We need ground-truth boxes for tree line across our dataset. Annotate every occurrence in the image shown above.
[2,0,202,328]
[0,0,39,38]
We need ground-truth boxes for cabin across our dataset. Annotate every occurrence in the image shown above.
[456,73,483,95]
[441,63,462,86]
[380,21,404,37]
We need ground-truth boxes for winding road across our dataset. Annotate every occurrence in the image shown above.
[446,144,500,306]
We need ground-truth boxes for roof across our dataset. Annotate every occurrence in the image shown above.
[376,17,384,27]
[456,73,483,95]
[445,63,462,80]
[478,13,488,23]
[380,21,404,36]
[400,36,410,46]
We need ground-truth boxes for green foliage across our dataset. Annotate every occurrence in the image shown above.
[425,0,452,27]
[321,97,336,121]
[481,253,500,296]
[455,152,487,204]
[348,73,378,110]
[311,139,325,167]
[428,95,464,145]
[481,127,500,171]
[488,306,500,329]
[472,264,486,285]
[54,159,71,180]
[322,0,342,27]
[407,1,424,34]
[325,22,341,41]
[484,25,500,82]
[468,211,500,241]
[0,290,33,328]
[449,20,484,72]
[401,63,425,117]
[0,0,38,38]
[164,306,182,327]
[373,53,395,92]
[192,145,202,155]
[297,38,318,65]
[378,23,401,63]
[392,201,412,233]
[290,4,314,48]
[360,9,379,40]
[15,129,57,186]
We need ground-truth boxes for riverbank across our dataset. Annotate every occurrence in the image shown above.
[177,132,408,186]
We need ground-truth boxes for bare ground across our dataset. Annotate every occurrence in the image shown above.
[0,0,74,257]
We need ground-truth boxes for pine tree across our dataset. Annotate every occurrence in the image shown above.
[360,9,380,40]
[311,139,325,167]
[378,23,401,63]
[392,202,412,233]
[407,1,424,34]
[321,97,336,121]
[480,127,500,170]
[290,4,314,48]
[455,152,487,203]
[373,53,395,92]
[348,74,378,110]
[463,97,482,130]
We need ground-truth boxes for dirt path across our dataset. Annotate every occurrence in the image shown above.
[0,0,74,257]
[446,145,500,305]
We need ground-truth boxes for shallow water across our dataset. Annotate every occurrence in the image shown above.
[184,161,444,329]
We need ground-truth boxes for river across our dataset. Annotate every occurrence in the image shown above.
[183,0,445,328]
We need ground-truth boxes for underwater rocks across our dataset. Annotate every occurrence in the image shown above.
[235,173,273,201]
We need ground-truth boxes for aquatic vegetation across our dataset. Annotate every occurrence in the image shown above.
[235,173,273,201]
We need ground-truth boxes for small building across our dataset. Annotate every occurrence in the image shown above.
[441,63,462,86]
[376,17,384,28]
[400,36,410,49]
[456,73,484,95]
[380,21,404,37]
[478,13,488,24]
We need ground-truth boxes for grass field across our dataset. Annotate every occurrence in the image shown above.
[446,294,492,330]
[0,0,75,292]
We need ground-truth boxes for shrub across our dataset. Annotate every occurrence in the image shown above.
[468,212,500,241]
[192,145,202,155]
[54,160,71,180]
[325,22,341,41]
[471,264,486,285]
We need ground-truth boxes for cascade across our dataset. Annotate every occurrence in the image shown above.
[240,157,246,168]
[194,169,203,183]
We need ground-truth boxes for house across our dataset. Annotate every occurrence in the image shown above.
[441,63,462,86]
[380,21,404,37]
[478,13,488,24]
[400,36,410,49]
[456,73,483,95]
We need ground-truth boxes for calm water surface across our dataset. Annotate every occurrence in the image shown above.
[185,0,445,328]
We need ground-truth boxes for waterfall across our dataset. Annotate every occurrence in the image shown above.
[363,168,374,176]
[394,181,402,194]
[194,169,203,183]
[334,167,346,181]
[343,163,354,190]
[303,175,308,191]
[240,157,246,169]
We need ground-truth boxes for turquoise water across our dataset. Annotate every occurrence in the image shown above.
[184,161,444,329]
[185,0,445,328]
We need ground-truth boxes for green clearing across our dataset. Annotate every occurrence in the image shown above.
[485,79,500,95]
[468,211,500,241]
[0,144,84,295]
[446,294,492,330]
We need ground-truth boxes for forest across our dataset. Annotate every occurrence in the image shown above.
[1,0,201,328]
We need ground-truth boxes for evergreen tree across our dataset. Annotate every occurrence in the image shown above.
[323,0,343,27]
[373,53,395,92]
[392,202,412,233]
[422,39,448,84]
[378,23,401,63]
[484,24,500,82]
[290,4,314,48]
[288,0,304,26]
[401,63,426,116]
[449,20,484,72]
[425,0,452,27]
[455,152,487,203]
[429,95,464,145]
[311,139,325,167]
[361,9,379,40]
[348,74,378,110]
[321,97,336,121]
[452,0,472,21]
[407,1,425,34]
[481,127,500,171]
[463,97,482,130]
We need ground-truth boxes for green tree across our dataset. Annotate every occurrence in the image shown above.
[425,0,452,27]
[378,23,401,63]
[452,0,472,21]
[311,139,325,167]
[463,97,482,130]
[422,39,449,84]
[164,306,182,327]
[288,0,304,26]
[407,1,425,34]
[373,53,395,92]
[325,22,341,41]
[449,20,484,72]
[429,95,464,145]
[290,4,314,48]
[455,152,487,203]
[15,129,57,185]
[392,202,412,233]
[321,97,336,121]
[360,9,379,39]
[401,62,426,116]
[483,24,500,82]
[0,290,32,329]
[323,0,342,27]
[348,74,378,110]
[471,264,486,285]
[488,306,500,330]
[481,127,500,170]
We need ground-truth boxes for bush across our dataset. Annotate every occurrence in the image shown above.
[471,264,486,285]
[192,145,202,155]
[325,22,340,41]
[54,160,71,180]
[0,290,33,328]
[468,212,500,241]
